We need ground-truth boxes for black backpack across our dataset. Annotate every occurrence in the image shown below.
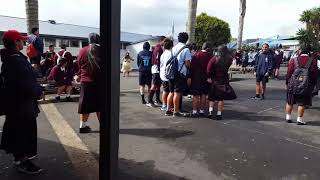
[165,46,186,80]
[288,57,313,96]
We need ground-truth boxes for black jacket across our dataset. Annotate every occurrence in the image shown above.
[0,48,42,116]
[137,42,152,73]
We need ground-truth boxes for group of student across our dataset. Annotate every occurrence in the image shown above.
[136,32,320,126]
[137,32,237,120]
[0,29,102,174]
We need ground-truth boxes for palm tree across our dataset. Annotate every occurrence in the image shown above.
[186,0,198,43]
[237,0,246,50]
[300,10,312,30]
[25,0,39,34]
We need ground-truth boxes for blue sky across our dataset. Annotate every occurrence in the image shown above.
[0,0,319,39]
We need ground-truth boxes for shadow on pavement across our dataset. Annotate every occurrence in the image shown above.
[306,121,320,127]
[120,128,194,139]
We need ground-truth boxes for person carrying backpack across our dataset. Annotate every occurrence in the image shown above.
[285,46,318,125]
[27,28,44,77]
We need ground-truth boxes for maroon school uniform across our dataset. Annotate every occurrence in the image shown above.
[286,54,318,106]
[47,65,73,87]
[190,50,212,96]
[76,46,94,83]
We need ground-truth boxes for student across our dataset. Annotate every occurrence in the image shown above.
[159,38,174,112]
[274,49,284,79]
[1,30,43,174]
[121,52,134,77]
[190,42,213,117]
[207,46,236,120]
[41,45,56,78]
[167,32,192,117]
[147,36,166,107]
[252,43,274,100]
[137,42,152,105]
[27,27,44,76]
[76,33,101,133]
[47,58,73,102]
[285,46,318,125]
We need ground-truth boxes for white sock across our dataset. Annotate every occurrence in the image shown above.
[209,107,214,112]
[199,110,205,114]
[297,117,303,122]
[286,114,291,120]
[80,121,85,128]
[192,110,198,114]
[217,111,222,116]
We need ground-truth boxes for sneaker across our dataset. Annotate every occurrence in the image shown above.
[141,98,147,104]
[187,95,192,99]
[15,160,43,175]
[199,112,206,118]
[146,102,155,107]
[27,154,37,160]
[155,99,162,105]
[261,95,265,100]
[251,96,261,100]
[79,126,92,133]
[297,119,307,125]
[216,115,223,120]
[173,112,185,118]
[165,111,173,116]
[154,101,161,106]
[65,96,73,102]
[160,105,167,111]
[286,119,293,123]
[208,111,214,118]
[55,96,61,101]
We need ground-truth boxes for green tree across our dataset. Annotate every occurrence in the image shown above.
[297,7,320,51]
[195,13,231,47]
[25,0,39,34]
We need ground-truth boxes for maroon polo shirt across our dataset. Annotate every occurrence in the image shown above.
[190,50,212,79]
[76,46,94,83]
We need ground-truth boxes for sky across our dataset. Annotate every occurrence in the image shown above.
[0,0,319,39]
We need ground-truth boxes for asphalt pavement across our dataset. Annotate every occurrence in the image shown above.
[1,69,320,180]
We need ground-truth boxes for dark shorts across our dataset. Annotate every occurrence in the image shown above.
[78,83,100,114]
[169,76,187,93]
[256,75,269,84]
[191,77,209,96]
[152,73,162,86]
[30,56,41,65]
[139,72,152,86]
[162,81,173,93]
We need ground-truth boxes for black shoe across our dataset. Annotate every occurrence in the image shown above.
[251,96,261,100]
[141,99,147,104]
[65,96,73,102]
[55,96,61,101]
[286,119,293,123]
[216,115,222,120]
[165,111,173,116]
[208,111,214,118]
[190,113,199,118]
[155,99,162,105]
[173,112,185,117]
[261,95,265,100]
[199,112,206,118]
[15,160,43,175]
[79,126,92,133]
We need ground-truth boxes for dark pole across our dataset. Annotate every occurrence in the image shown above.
[100,0,120,180]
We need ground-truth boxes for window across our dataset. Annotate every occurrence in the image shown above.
[82,40,89,47]
[45,38,56,47]
[70,40,79,47]
[58,39,70,47]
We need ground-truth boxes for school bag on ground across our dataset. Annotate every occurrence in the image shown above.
[165,46,186,80]
[288,57,313,96]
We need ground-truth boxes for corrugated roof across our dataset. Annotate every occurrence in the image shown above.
[0,15,156,43]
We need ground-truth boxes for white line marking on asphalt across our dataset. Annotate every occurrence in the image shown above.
[257,106,281,114]
[120,88,140,92]
[40,103,98,179]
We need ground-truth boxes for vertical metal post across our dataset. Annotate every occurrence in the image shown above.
[100,0,121,180]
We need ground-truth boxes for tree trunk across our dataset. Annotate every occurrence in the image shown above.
[186,0,198,43]
[237,0,246,50]
[25,0,39,35]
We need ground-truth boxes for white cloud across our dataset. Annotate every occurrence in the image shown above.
[0,0,319,39]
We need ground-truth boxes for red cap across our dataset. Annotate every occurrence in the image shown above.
[2,30,28,41]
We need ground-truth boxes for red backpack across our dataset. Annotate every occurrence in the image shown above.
[27,43,38,58]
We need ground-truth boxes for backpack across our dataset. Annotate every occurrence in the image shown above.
[288,57,313,96]
[165,46,186,80]
[56,50,68,64]
[26,43,38,58]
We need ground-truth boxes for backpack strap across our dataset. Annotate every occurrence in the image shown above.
[305,57,313,69]
[175,45,187,57]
